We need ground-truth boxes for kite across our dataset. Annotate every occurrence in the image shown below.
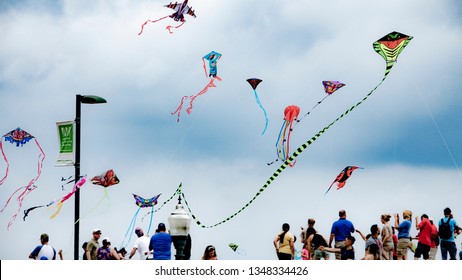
[299,80,346,123]
[90,169,119,210]
[172,51,222,122]
[272,105,300,167]
[22,176,90,221]
[247,78,268,135]
[229,243,247,255]
[325,166,363,195]
[121,193,161,248]
[0,127,45,230]
[138,0,197,35]
[180,31,412,229]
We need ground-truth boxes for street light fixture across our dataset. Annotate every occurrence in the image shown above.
[74,94,106,260]
[168,195,191,260]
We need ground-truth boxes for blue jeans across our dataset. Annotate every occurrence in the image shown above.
[440,240,457,260]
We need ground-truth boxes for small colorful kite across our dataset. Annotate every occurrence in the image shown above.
[271,105,300,167]
[247,78,268,135]
[138,0,197,35]
[121,193,161,248]
[229,243,247,255]
[172,51,222,122]
[325,166,363,195]
[298,81,345,123]
[0,127,45,230]
[23,176,88,221]
[87,169,120,213]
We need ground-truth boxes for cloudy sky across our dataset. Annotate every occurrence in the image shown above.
[0,0,461,261]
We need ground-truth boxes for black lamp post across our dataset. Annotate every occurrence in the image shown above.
[74,94,106,260]
[168,196,191,260]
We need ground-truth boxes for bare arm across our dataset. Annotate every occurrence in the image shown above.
[356,229,366,241]
[328,234,334,247]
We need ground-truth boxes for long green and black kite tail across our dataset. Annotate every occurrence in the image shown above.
[154,183,182,213]
[181,62,396,229]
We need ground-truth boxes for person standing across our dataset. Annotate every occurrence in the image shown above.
[414,214,432,260]
[438,207,459,260]
[429,218,439,260]
[365,224,383,260]
[29,233,57,260]
[307,230,329,260]
[202,245,218,260]
[96,237,121,260]
[329,210,355,260]
[128,227,151,260]
[86,229,102,260]
[149,223,172,260]
[394,210,412,260]
[320,235,356,260]
[380,214,393,260]
[273,223,295,260]
[300,218,316,245]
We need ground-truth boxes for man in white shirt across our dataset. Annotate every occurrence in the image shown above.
[129,227,151,260]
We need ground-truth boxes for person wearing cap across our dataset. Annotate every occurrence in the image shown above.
[29,233,58,260]
[129,227,151,260]
[86,229,102,260]
[438,207,459,260]
[380,214,393,260]
[96,237,121,260]
[149,223,172,260]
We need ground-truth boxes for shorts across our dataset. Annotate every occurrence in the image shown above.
[414,242,430,259]
[313,249,330,260]
[396,238,410,256]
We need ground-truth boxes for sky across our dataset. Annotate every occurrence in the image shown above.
[0,0,461,261]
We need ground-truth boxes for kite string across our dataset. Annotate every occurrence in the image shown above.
[409,73,462,178]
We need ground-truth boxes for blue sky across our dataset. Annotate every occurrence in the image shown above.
[0,0,461,261]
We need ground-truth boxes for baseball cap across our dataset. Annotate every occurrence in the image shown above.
[103,237,111,243]
[157,223,166,231]
[93,228,102,234]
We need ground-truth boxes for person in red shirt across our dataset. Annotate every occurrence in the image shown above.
[414,214,432,260]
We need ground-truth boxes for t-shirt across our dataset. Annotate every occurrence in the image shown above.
[277,231,295,255]
[417,219,432,246]
[30,245,56,260]
[133,236,151,260]
[438,217,458,242]
[397,220,411,238]
[86,239,99,260]
[149,232,172,260]
[331,218,355,242]
[341,247,355,260]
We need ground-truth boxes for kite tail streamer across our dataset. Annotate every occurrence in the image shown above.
[172,96,189,122]
[0,142,9,186]
[181,62,396,228]
[166,21,185,34]
[120,208,141,248]
[185,78,218,115]
[147,206,154,236]
[138,16,169,35]
[6,184,37,230]
[49,201,64,219]
[202,58,208,77]
[253,90,268,135]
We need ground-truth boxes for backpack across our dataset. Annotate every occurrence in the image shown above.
[438,218,452,239]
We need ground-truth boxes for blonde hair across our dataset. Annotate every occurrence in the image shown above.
[403,210,412,220]
[381,214,391,222]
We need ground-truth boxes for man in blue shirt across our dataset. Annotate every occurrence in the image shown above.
[438,207,459,260]
[329,210,355,260]
[149,223,172,260]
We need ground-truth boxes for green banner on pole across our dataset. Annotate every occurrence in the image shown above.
[56,121,74,167]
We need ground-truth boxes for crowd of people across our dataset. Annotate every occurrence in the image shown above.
[274,207,461,260]
[28,207,461,260]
